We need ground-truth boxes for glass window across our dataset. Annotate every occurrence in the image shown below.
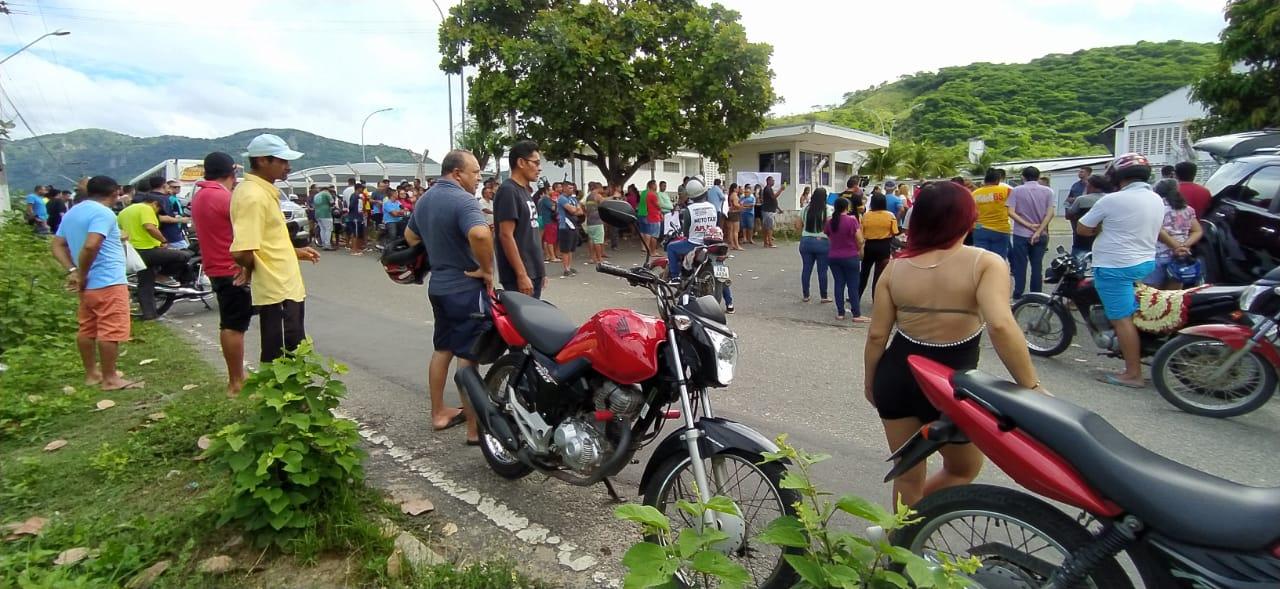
[758,151,791,184]
[798,151,831,186]
[663,161,681,174]
[1241,166,1280,210]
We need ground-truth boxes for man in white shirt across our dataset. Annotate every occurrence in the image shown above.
[1077,153,1165,389]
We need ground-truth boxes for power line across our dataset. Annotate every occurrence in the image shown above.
[33,0,72,117]
[0,82,65,171]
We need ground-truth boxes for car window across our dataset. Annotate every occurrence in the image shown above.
[1240,166,1280,211]
[1205,161,1254,196]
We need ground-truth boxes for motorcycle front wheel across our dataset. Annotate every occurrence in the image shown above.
[1012,298,1073,357]
[1152,334,1277,418]
[478,354,534,479]
[893,484,1132,589]
[642,449,798,589]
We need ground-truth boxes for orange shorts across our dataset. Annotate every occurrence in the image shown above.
[77,284,131,342]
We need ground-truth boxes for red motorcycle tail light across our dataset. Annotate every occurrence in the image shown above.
[594,410,615,422]
[1272,543,1280,559]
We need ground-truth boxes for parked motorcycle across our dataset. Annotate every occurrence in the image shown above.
[646,226,732,304]
[1013,246,1245,357]
[884,356,1280,588]
[1152,266,1280,418]
[127,232,212,318]
[454,200,796,588]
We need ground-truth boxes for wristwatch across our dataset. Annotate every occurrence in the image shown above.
[67,266,77,274]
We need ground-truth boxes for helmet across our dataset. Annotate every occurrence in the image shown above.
[1105,152,1152,185]
[684,179,707,200]
[380,238,430,285]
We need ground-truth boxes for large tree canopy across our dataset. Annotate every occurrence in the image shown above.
[440,0,776,188]
[1191,0,1280,135]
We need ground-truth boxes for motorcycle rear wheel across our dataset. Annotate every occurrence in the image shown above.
[479,354,533,479]
[129,290,175,318]
[1012,298,1073,357]
[893,484,1132,589]
[1152,334,1277,418]
[642,449,798,589]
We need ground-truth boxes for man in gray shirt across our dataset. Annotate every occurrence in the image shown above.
[1007,166,1056,299]
[406,149,494,444]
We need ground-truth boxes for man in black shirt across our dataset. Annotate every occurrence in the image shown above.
[760,175,781,248]
[494,139,547,298]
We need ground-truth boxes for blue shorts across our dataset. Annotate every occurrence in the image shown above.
[640,220,661,237]
[428,286,486,360]
[1094,261,1156,320]
[740,211,755,230]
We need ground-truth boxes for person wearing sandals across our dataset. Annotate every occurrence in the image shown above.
[726,183,743,251]
[824,197,868,322]
[864,180,1044,506]
[799,187,831,303]
[739,185,756,245]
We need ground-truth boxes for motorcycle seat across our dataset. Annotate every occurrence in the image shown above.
[1186,285,1246,307]
[498,291,578,356]
[951,369,1280,551]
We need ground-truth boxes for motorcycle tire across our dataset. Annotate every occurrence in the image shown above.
[893,484,1132,589]
[641,449,799,589]
[1152,334,1278,418]
[1012,298,1073,357]
[712,281,725,305]
[478,354,534,480]
[130,290,175,319]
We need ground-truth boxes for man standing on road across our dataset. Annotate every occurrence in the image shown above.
[1175,161,1211,218]
[971,168,1013,260]
[51,176,139,391]
[405,149,493,443]
[345,183,368,255]
[494,140,547,299]
[1007,166,1055,300]
[706,178,726,228]
[1066,166,1091,208]
[314,185,335,250]
[192,152,251,396]
[557,182,584,278]
[25,184,50,235]
[161,179,192,250]
[230,133,319,364]
[760,175,780,248]
[117,193,191,319]
[1077,153,1165,389]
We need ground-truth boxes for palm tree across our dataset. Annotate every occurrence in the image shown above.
[456,117,508,175]
[966,149,1001,176]
[900,142,934,180]
[929,145,967,179]
[860,146,903,180]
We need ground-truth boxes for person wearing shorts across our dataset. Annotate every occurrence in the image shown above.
[1077,153,1165,389]
[345,184,368,255]
[191,151,252,395]
[51,175,140,391]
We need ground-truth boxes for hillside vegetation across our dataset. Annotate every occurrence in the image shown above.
[6,128,423,192]
[775,40,1218,159]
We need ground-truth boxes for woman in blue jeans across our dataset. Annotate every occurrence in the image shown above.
[799,188,831,302]
[824,197,869,322]
[739,185,757,245]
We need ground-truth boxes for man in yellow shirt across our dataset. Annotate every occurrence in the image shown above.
[230,133,320,363]
[117,195,191,319]
[971,168,1012,259]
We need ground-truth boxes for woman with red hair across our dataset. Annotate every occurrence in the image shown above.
[863,181,1044,507]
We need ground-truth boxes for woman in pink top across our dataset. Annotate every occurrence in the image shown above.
[824,197,868,322]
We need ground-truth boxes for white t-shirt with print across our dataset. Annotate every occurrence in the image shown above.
[1077,182,1165,269]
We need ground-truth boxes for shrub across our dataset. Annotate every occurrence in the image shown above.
[614,498,752,588]
[205,340,365,548]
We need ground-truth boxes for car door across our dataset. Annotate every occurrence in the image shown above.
[1221,165,1280,280]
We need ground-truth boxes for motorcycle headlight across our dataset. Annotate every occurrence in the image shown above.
[1240,285,1270,312]
[704,329,738,386]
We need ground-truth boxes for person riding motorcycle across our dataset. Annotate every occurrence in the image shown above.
[666,179,735,313]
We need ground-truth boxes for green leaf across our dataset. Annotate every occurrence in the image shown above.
[905,556,939,588]
[823,563,863,588]
[283,412,310,431]
[756,516,808,548]
[271,364,298,384]
[281,450,304,473]
[615,504,670,533]
[691,551,750,588]
[620,543,673,589]
[879,570,911,588]
[836,495,895,528]
[778,470,812,491]
[674,528,700,559]
[703,496,740,516]
[675,499,703,519]
[226,450,254,473]
[224,433,246,452]
[783,554,827,587]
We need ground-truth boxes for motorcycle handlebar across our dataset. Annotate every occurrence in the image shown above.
[596,263,635,279]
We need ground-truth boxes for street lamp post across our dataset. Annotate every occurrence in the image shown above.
[0,30,70,213]
[430,0,456,151]
[361,107,394,163]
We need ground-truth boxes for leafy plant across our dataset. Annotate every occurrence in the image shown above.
[615,497,752,589]
[205,339,365,548]
[757,435,979,588]
[90,442,135,482]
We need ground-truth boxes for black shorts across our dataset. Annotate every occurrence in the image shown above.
[872,331,980,422]
[371,213,383,225]
[345,218,366,238]
[429,287,485,360]
[558,228,580,253]
[210,276,253,333]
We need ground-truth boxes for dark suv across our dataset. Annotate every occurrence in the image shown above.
[1198,153,1280,285]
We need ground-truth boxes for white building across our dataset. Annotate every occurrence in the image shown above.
[991,155,1113,215]
[1099,85,1216,179]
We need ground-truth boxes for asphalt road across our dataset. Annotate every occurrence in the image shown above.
[166,229,1280,587]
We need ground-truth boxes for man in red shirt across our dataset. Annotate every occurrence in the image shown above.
[1175,161,1212,218]
[191,152,251,396]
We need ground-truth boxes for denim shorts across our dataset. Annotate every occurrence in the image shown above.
[1095,261,1156,320]
[740,211,755,230]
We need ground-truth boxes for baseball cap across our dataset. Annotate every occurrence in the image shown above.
[243,133,304,160]
[204,151,236,179]
[884,180,897,189]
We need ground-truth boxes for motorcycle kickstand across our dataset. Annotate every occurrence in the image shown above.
[601,478,625,503]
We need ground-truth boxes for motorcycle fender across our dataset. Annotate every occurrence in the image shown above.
[1018,291,1058,308]
[637,417,783,492]
[1177,323,1280,367]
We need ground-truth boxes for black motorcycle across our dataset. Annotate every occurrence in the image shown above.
[1013,246,1246,357]
[127,231,212,318]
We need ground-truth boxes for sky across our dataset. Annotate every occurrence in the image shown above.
[0,0,1227,164]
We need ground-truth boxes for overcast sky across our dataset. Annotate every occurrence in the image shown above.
[0,0,1225,160]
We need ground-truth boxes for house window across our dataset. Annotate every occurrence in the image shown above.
[663,161,681,174]
[798,151,831,186]
[758,151,791,184]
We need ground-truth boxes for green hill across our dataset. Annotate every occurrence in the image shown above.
[5,128,424,192]
[774,40,1219,159]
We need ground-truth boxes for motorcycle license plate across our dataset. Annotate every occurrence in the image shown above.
[713,265,729,280]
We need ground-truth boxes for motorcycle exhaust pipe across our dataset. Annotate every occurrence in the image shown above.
[453,366,519,451]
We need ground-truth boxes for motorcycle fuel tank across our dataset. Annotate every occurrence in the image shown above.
[555,309,667,385]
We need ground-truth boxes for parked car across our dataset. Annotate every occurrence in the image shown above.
[1196,152,1280,285]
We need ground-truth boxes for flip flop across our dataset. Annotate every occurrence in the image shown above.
[433,410,466,432]
[100,379,145,391]
[1095,373,1145,389]
[465,439,481,447]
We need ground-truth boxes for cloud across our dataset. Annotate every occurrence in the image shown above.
[0,0,1225,160]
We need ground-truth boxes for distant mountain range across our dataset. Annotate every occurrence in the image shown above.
[4,128,424,192]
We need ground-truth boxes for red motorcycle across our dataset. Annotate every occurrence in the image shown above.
[885,356,1280,588]
[454,200,797,588]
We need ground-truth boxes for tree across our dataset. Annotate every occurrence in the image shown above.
[456,116,507,175]
[929,145,967,179]
[966,149,1000,176]
[1191,0,1280,134]
[860,146,902,180]
[440,0,776,188]
[900,142,934,180]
